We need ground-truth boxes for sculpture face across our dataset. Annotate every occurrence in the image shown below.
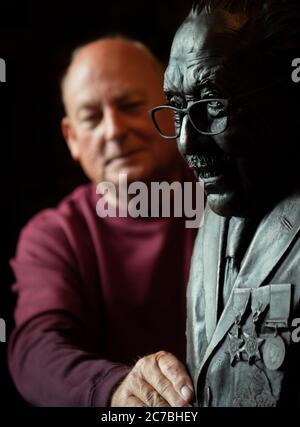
[164,10,290,217]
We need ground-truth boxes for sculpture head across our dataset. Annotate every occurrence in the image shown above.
[152,0,300,217]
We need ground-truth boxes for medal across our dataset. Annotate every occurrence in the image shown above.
[261,284,291,371]
[226,289,251,366]
[228,331,244,366]
[263,333,286,371]
[227,313,245,366]
[241,302,266,365]
[242,329,264,365]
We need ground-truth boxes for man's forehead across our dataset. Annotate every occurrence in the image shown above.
[165,10,248,94]
[66,60,144,105]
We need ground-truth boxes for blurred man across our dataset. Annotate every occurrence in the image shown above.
[8,37,198,407]
[150,0,300,406]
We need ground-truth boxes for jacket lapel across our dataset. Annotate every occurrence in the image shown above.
[203,210,227,343]
[198,191,300,377]
[234,193,300,291]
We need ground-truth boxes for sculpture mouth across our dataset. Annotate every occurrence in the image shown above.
[186,153,232,179]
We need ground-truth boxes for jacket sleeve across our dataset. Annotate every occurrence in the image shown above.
[8,211,131,407]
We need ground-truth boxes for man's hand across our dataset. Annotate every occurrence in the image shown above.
[111,351,194,407]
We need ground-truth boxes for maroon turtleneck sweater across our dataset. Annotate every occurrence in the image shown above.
[9,182,197,406]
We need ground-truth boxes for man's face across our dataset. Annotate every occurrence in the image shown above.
[62,40,179,186]
[164,11,285,217]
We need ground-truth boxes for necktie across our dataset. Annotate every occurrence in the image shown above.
[222,217,257,308]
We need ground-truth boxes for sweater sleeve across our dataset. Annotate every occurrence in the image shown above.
[8,210,131,407]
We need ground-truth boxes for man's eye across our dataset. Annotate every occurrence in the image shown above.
[79,113,102,129]
[81,113,102,123]
[121,101,145,112]
[84,115,99,121]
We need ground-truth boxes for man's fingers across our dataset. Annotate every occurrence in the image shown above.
[138,352,193,406]
[131,375,170,407]
[156,351,194,403]
[134,358,176,406]
[110,351,194,407]
[125,396,147,407]
[111,363,171,407]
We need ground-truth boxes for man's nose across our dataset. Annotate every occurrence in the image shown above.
[103,108,127,143]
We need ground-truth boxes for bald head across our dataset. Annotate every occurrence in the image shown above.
[60,36,180,186]
[62,37,163,113]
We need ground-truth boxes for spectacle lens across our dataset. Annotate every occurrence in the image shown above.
[189,100,228,135]
[152,108,179,138]
[151,98,229,139]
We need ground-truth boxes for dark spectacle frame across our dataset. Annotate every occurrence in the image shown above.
[150,98,230,139]
[149,78,288,140]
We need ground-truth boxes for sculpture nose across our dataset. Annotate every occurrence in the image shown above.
[177,115,193,157]
[178,115,211,158]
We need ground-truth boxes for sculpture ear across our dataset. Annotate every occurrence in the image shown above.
[61,116,80,161]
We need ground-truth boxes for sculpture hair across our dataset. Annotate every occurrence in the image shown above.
[188,0,300,79]
[190,0,300,51]
[190,0,255,15]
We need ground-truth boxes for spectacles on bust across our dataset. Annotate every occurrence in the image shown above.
[150,98,230,139]
[149,78,288,140]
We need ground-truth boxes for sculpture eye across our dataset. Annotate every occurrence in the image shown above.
[174,111,182,127]
[207,100,227,118]
[170,96,185,109]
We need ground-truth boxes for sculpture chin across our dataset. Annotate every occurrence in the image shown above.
[196,169,246,217]
[206,191,241,217]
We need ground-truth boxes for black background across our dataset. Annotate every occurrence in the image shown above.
[0,0,193,407]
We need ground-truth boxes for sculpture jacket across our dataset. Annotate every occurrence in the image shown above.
[187,191,300,407]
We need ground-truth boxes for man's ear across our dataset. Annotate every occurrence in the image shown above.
[61,116,80,160]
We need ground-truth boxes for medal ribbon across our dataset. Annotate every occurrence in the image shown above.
[265,284,291,331]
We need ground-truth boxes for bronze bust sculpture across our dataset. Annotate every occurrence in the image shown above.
[151,0,300,406]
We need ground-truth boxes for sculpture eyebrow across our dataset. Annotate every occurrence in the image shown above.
[183,68,215,95]
[164,74,214,99]
[164,64,184,95]
[164,56,221,99]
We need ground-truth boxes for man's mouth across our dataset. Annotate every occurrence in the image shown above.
[106,149,144,165]
[185,153,232,179]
